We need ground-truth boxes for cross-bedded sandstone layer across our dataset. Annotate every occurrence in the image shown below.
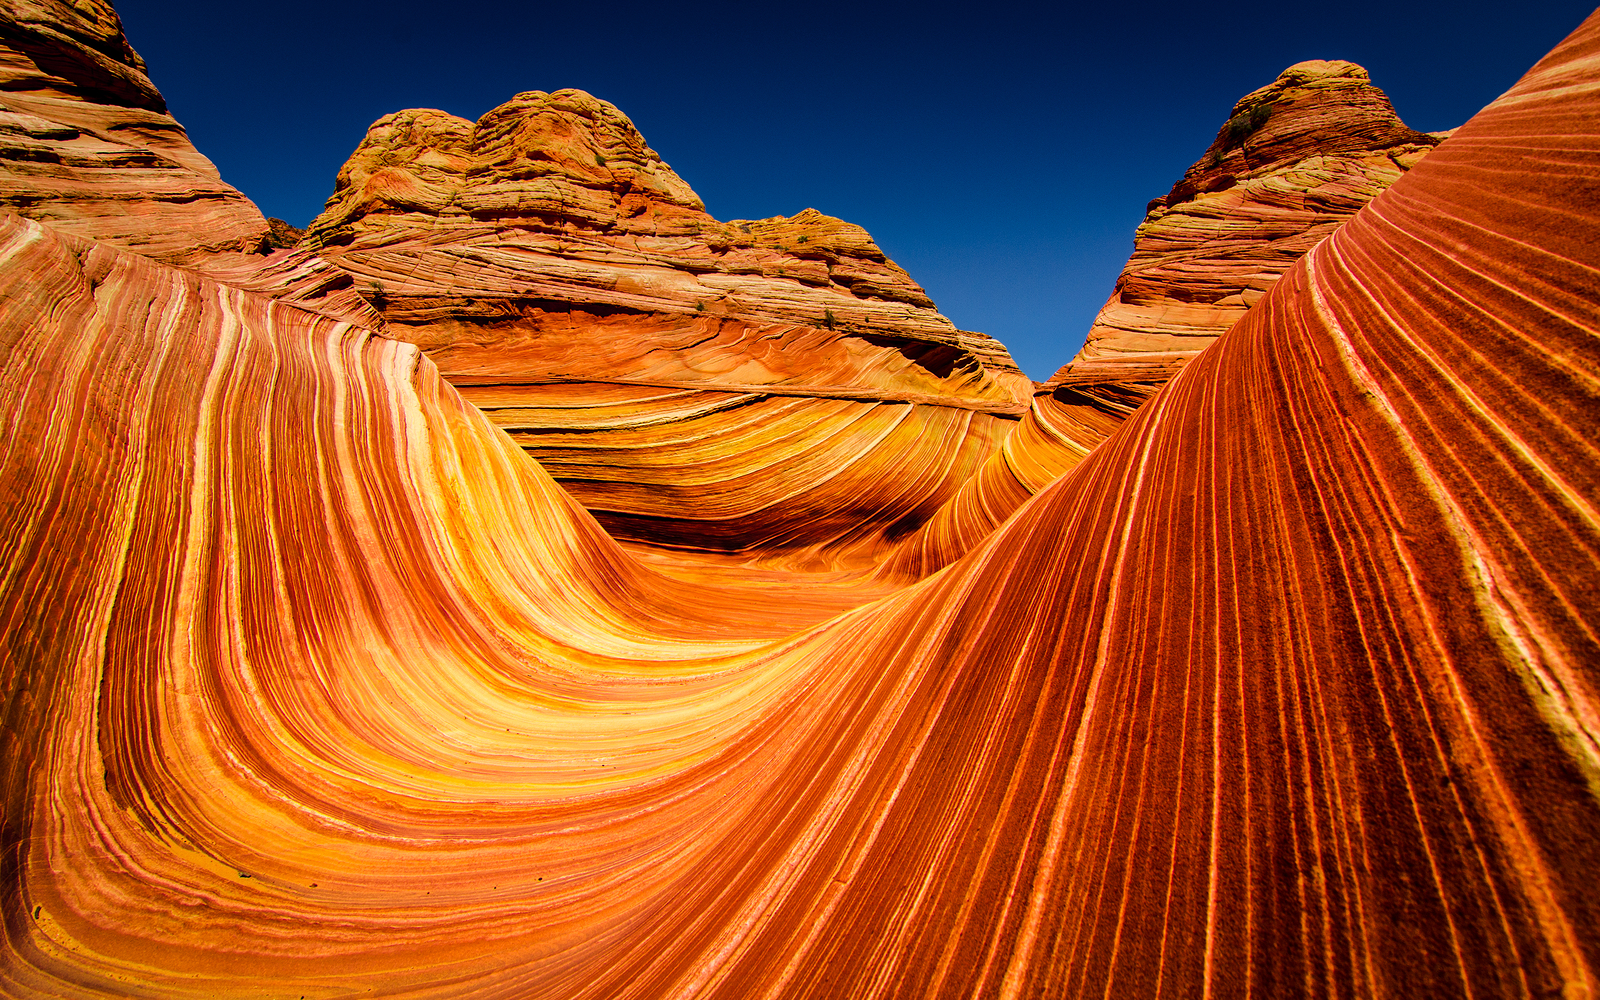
[298,89,1030,559]
[0,0,267,262]
[3,3,1600,998]
[1071,57,1450,376]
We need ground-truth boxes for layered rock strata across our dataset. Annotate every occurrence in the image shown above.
[881,58,1450,577]
[3,10,1600,996]
[1070,57,1448,376]
[0,0,267,261]
[303,90,1030,557]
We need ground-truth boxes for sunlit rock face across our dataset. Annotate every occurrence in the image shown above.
[879,58,1450,578]
[3,3,1600,998]
[0,0,267,261]
[1071,57,1449,377]
[297,90,1029,559]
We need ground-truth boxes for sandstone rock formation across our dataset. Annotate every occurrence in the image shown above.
[880,58,1452,577]
[264,216,303,248]
[1070,57,1449,377]
[0,0,267,262]
[296,88,1031,557]
[3,2,1600,998]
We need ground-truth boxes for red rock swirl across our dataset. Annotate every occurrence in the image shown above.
[2,11,1599,1000]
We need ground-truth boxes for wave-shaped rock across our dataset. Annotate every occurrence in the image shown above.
[2,5,1599,998]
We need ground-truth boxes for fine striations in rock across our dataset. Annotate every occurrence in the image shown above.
[302,89,1030,559]
[0,0,267,262]
[1070,57,1449,377]
[3,3,1600,998]
[880,57,1452,577]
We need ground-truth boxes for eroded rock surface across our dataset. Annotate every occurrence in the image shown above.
[882,59,1452,576]
[304,89,1030,557]
[3,11,1600,995]
[1071,58,1448,375]
[0,0,267,261]
[5,3,1600,996]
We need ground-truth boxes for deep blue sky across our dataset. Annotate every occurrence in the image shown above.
[117,2,1594,379]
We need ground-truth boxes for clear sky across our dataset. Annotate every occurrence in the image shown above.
[117,1,1595,380]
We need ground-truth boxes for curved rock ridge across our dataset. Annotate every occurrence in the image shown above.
[878,59,1452,577]
[300,88,1030,556]
[877,377,1140,579]
[4,8,1600,995]
[0,1,268,262]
